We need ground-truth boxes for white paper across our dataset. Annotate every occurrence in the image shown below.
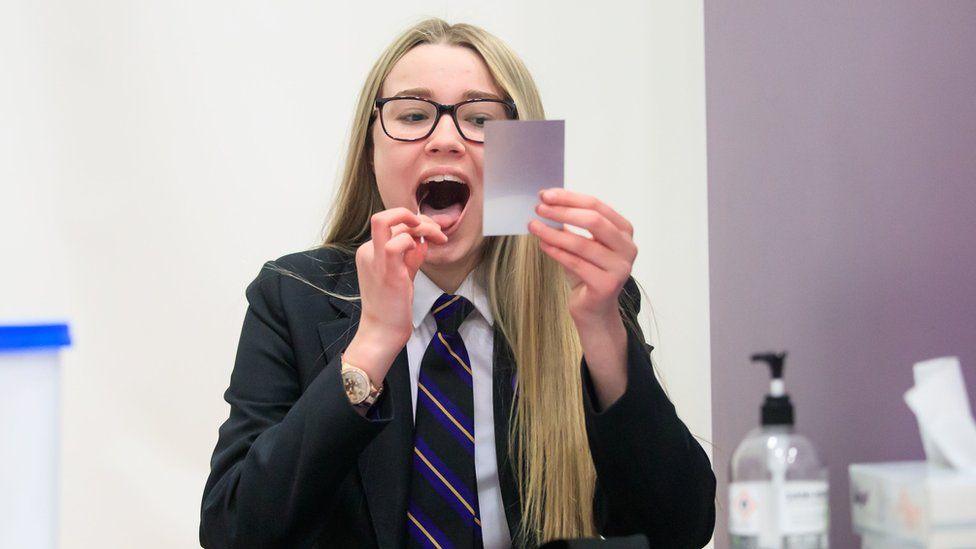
[904,357,976,471]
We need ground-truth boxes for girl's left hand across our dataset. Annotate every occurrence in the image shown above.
[528,188,638,327]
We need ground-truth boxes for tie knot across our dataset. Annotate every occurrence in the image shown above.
[431,293,474,335]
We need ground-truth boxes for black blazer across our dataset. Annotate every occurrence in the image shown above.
[200,247,716,548]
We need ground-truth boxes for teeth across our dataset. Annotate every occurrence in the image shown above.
[424,174,466,184]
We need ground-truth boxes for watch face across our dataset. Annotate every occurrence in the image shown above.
[343,369,369,403]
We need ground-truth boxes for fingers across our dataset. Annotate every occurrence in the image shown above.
[364,208,447,280]
[387,221,442,278]
[539,188,634,237]
[417,215,449,243]
[537,240,602,287]
[534,203,637,260]
[390,215,448,244]
[529,219,622,273]
[403,236,428,276]
[389,215,445,278]
[385,232,418,258]
[531,190,638,302]
[370,207,423,263]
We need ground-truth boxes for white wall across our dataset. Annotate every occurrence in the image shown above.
[1,1,709,547]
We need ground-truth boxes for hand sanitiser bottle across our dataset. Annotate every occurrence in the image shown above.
[729,352,829,549]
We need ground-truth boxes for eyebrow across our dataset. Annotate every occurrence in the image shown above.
[391,87,503,101]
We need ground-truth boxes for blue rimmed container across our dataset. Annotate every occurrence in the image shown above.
[0,323,71,548]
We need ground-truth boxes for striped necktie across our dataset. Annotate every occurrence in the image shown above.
[407,293,484,549]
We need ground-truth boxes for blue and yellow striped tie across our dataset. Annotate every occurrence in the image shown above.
[406,293,484,549]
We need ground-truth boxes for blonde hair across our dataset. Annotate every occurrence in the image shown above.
[315,18,646,544]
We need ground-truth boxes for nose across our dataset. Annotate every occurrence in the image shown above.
[424,111,466,156]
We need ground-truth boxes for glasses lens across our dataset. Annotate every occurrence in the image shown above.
[381,99,438,140]
[456,101,513,142]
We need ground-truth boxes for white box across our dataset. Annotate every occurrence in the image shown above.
[849,461,976,548]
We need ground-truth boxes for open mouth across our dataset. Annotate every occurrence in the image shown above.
[416,178,471,232]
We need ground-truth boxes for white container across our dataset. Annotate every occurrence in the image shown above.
[0,323,70,549]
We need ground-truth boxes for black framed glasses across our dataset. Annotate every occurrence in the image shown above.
[373,96,518,144]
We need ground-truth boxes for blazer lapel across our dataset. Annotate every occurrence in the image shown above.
[491,323,524,542]
[315,261,414,549]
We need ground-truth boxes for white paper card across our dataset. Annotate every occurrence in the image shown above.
[482,120,564,236]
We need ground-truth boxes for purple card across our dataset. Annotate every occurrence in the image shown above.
[483,120,564,236]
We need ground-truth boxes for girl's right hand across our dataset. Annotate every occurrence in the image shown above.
[342,207,447,381]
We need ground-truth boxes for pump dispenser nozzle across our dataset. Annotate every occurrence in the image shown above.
[751,351,794,426]
[751,352,786,379]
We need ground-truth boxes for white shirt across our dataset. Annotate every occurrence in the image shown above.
[408,269,510,549]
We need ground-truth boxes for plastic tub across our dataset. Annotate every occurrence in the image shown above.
[0,323,71,549]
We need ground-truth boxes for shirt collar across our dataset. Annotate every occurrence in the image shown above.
[411,268,494,329]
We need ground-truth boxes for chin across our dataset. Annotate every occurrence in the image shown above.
[424,242,466,265]
[425,231,482,267]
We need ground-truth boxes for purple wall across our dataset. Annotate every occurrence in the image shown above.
[704,2,976,547]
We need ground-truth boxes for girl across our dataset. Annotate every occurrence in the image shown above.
[201,18,715,549]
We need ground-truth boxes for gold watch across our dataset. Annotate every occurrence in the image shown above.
[341,355,383,409]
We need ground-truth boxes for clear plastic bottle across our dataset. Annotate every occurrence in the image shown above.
[729,352,829,549]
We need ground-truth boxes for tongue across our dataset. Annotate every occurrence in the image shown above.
[420,201,464,230]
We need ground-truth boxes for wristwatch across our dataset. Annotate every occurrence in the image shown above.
[341,355,384,409]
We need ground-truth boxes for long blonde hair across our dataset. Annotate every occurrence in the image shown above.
[317,18,644,544]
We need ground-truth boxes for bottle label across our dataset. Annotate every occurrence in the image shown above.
[729,481,829,536]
